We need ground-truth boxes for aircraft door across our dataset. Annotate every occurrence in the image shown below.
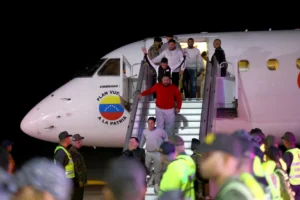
[121,55,134,103]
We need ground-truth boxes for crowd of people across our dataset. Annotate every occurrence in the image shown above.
[122,128,299,200]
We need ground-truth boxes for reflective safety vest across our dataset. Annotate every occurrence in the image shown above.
[239,173,267,200]
[54,146,75,179]
[159,155,195,200]
[253,156,273,199]
[286,148,300,185]
[262,160,282,200]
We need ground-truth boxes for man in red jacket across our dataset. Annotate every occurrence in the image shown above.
[138,74,182,137]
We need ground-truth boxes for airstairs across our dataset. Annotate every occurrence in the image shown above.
[123,56,225,200]
[133,99,203,200]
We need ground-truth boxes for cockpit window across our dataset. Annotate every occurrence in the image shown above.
[73,59,106,78]
[98,58,120,76]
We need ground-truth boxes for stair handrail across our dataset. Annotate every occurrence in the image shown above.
[206,56,218,134]
[199,56,218,140]
[122,59,147,152]
[199,58,212,140]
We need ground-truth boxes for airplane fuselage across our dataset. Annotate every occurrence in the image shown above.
[20,30,300,147]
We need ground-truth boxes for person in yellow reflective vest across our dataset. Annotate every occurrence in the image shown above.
[262,155,282,200]
[282,132,300,200]
[264,145,295,200]
[158,141,195,200]
[232,130,270,200]
[191,138,207,199]
[54,131,75,180]
[197,132,260,200]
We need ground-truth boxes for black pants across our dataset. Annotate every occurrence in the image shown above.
[221,67,227,77]
[291,185,300,200]
[152,75,157,99]
[172,72,179,87]
[71,181,84,200]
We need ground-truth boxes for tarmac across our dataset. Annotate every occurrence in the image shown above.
[84,185,105,200]
[80,147,122,199]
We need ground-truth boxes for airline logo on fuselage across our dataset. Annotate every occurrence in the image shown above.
[97,90,127,125]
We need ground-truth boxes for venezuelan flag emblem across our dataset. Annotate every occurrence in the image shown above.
[99,95,124,121]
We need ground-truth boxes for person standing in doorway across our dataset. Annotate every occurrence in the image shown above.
[69,134,87,200]
[182,38,204,98]
[212,39,227,77]
[138,74,182,137]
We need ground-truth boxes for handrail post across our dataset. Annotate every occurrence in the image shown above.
[235,59,239,100]
[123,60,146,152]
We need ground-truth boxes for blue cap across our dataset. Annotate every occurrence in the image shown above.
[1,140,13,148]
[159,142,175,155]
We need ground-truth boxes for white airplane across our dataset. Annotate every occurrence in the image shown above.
[20,29,300,147]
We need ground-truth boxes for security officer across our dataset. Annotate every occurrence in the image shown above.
[169,135,196,199]
[232,130,271,199]
[190,138,206,199]
[148,37,162,59]
[264,146,294,200]
[1,140,15,174]
[282,132,300,199]
[69,134,87,200]
[54,131,75,180]
[197,133,266,200]
[159,141,195,200]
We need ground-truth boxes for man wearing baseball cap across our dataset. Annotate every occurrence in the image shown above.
[158,141,195,200]
[68,134,86,200]
[282,131,300,199]
[196,133,263,200]
[54,131,75,180]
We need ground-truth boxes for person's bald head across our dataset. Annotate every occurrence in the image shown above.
[213,39,221,48]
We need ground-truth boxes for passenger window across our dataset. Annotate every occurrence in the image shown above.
[267,59,279,71]
[297,58,300,69]
[238,60,250,71]
[98,58,120,76]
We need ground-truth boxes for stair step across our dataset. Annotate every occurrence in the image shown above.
[138,101,203,109]
[132,127,200,135]
[133,121,201,129]
[145,195,157,200]
[143,98,203,103]
[146,186,155,195]
[136,108,202,115]
[135,114,201,122]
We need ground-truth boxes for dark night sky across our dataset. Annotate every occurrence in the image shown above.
[2,7,299,168]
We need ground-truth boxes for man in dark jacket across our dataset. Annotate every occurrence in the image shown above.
[191,138,207,199]
[122,137,146,172]
[69,134,87,200]
[212,39,227,77]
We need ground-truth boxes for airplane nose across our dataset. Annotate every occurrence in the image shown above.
[20,110,38,137]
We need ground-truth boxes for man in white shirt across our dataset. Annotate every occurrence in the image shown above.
[182,38,204,98]
[160,35,182,53]
[147,39,185,87]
